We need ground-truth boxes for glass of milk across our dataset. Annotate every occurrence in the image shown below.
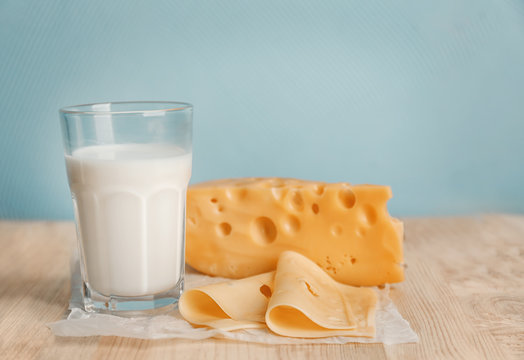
[59,101,192,315]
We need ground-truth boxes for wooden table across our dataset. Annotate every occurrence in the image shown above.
[0,215,523,359]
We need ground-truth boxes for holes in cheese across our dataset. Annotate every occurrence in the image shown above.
[186,177,404,286]
[179,251,377,338]
[337,187,356,209]
[225,187,248,201]
[282,215,300,234]
[331,224,343,236]
[313,184,325,196]
[251,217,277,244]
[304,281,319,297]
[216,222,232,236]
[312,203,319,214]
[360,204,377,225]
[259,284,272,298]
[287,190,305,212]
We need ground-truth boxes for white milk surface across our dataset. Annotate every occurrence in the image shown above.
[66,144,192,297]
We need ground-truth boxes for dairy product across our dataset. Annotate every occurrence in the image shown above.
[179,272,275,331]
[186,177,403,286]
[265,251,376,338]
[66,144,192,297]
[178,251,377,338]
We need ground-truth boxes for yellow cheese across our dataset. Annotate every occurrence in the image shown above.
[178,272,274,331]
[178,251,377,338]
[186,177,404,286]
[266,251,376,338]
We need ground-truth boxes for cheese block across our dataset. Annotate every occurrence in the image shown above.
[178,272,274,331]
[186,177,404,286]
[178,251,377,338]
[265,251,376,338]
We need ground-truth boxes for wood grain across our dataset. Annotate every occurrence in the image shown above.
[0,215,523,359]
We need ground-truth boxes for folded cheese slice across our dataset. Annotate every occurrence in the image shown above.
[179,251,377,338]
[186,177,403,286]
[178,272,274,331]
[265,251,377,338]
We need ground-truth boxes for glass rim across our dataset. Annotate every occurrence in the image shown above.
[60,101,193,115]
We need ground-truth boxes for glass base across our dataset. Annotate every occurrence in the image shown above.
[82,278,183,317]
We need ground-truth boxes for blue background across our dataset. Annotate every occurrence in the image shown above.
[1,0,523,219]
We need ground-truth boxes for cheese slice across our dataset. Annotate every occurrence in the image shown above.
[179,251,377,338]
[186,177,404,286]
[265,251,377,338]
[178,272,274,330]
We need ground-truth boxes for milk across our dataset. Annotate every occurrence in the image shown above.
[65,144,192,297]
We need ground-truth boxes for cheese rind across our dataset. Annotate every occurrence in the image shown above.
[186,177,404,286]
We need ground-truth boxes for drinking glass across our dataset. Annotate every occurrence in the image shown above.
[60,101,192,315]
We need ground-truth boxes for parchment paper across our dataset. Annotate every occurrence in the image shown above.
[47,263,418,345]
